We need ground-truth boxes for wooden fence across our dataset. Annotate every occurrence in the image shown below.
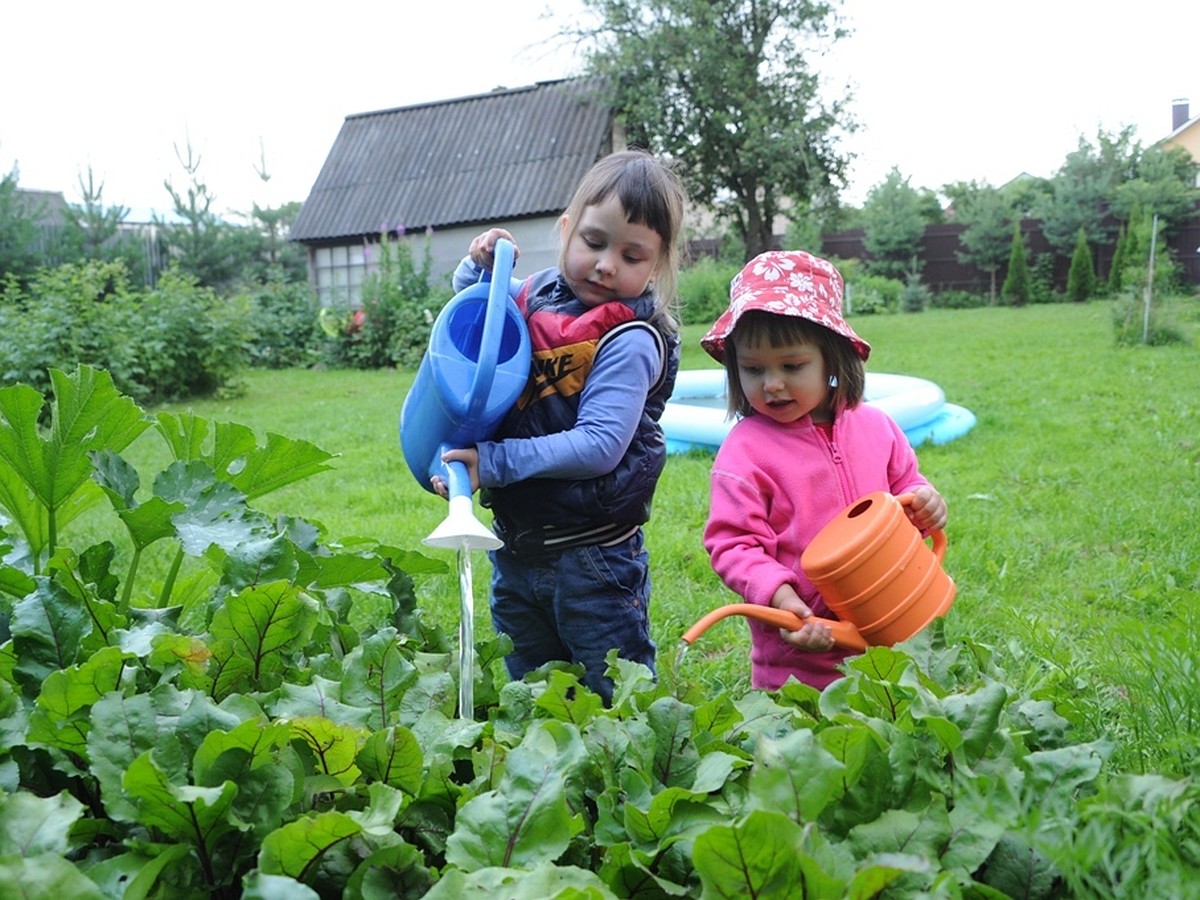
[819,215,1200,294]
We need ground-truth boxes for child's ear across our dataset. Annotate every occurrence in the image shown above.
[559,214,570,241]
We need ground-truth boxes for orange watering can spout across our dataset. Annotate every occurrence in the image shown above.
[680,604,869,652]
[682,491,955,654]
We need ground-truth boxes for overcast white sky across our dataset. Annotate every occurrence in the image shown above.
[3,0,1194,221]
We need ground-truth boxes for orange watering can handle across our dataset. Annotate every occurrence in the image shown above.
[681,603,869,652]
[895,492,947,563]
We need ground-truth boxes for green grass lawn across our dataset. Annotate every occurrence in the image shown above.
[140,297,1200,773]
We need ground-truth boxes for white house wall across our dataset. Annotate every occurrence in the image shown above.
[404,215,566,290]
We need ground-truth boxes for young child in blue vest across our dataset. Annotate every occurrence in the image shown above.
[433,149,686,704]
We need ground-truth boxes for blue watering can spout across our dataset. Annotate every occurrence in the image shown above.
[399,239,531,550]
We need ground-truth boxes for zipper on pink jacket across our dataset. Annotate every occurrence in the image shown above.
[824,424,855,507]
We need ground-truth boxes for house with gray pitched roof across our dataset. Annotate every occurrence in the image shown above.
[14,189,70,228]
[290,77,620,307]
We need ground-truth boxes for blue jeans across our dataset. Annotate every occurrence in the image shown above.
[489,530,656,704]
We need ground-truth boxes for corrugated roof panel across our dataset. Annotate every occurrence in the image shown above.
[291,77,613,242]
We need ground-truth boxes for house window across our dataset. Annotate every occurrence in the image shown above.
[314,243,368,307]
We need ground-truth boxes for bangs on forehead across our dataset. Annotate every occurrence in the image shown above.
[584,159,673,242]
[733,310,825,349]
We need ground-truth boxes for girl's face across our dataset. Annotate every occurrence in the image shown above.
[561,194,663,307]
[733,332,832,425]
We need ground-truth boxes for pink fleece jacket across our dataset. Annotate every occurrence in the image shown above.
[703,403,931,691]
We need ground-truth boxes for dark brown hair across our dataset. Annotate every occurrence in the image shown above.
[558,149,686,334]
[722,310,866,419]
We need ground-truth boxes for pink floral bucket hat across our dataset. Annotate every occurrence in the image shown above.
[701,250,871,363]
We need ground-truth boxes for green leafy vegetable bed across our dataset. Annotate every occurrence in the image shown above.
[1,367,1197,898]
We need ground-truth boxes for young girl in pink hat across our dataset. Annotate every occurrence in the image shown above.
[701,250,948,691]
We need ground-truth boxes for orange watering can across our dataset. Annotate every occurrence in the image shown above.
[682,491,955,652]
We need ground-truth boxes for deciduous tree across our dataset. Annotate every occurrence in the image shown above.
[571,0,854,260]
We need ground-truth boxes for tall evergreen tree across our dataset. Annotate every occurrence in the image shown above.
[1036,127,1138,259]
[862,168,927,279]
[63,167,129,259]
[1111,145,1200,235]
[1001,222,1031,307]
[948,181,1015,305]
[159,140,248,289]
[1120,216,1144,293]
[245,143,307,283]
[0,165,43,291]
[1107,222,1128,295]
[1066,227,1095,302]
[1121,212,1176,300]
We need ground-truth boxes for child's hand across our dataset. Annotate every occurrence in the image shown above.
[468,228,520,270]
[782,619,837,652]
[905,485,948,533]
[771,584,835,652]
[431,448,481,497]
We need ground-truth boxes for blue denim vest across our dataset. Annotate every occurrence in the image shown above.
[484,269,680,552]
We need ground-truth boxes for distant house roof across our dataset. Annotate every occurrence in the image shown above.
[291,77,614,243]
[14,189,70,228]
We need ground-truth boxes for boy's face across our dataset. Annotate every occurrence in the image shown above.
[561,194,662,307]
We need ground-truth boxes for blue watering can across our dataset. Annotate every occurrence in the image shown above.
[399,238,530,550]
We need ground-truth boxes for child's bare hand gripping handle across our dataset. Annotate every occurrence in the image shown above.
[771,584,837,652]
[469,229,521,271]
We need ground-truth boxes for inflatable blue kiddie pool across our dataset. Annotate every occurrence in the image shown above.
[660,369,976,453]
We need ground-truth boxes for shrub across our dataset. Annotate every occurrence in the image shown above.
[901,271,931,312]
[323,235,439,370]
[929,289,987,310]
[677,256,739,326]
[243,277,323,369]
[1112,290,1192,346]
[0,259,140,399]
[829,255,864,285]
[130,266,254,400]
[846,273,903,315]
[0,259,252,403]
[1120,226,1185,302]
[1029,253,1059,304]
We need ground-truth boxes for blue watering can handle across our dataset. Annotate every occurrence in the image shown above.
[443,450,472,499]
[465,238,515,421]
